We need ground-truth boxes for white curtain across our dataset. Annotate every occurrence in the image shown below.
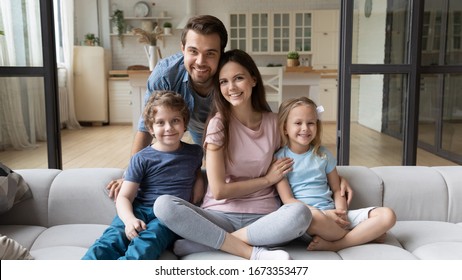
[0,0,79,151]
[54,0,80,129]
[0,0,40,150]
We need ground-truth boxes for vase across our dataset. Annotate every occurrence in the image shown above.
[144,45,158,71]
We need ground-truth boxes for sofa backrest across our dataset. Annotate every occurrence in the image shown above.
[336,166,384,210]
[433,166,462,223]
[372,166,450,222]
[47,168,122,227]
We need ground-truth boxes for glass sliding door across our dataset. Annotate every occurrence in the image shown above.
[0,0,61,169]
[417,0,462,164]
[339,0,459,166]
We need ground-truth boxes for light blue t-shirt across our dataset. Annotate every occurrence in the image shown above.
[138,52,213,144]
[124,142,203,207]
[275,145,336,210]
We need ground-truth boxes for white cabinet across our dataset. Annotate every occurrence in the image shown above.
[318,78,338,122]
[229,11,313,54]
[127,71,151,132]
[312,10,339,70]
[108,79,132,124]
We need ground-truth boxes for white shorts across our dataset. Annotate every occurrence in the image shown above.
[346,206,376,229]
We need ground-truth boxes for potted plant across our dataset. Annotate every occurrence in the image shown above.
[111,9,125,46]
[287,51,300,67]
[163,22,172,35]
[84,33,99,46]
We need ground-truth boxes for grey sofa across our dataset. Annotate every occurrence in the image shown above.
[1,166,461,260]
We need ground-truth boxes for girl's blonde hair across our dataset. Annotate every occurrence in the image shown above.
[278,96,323,157]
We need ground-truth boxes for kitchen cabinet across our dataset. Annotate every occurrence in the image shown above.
[229,11,312,54]
[312,10,339,70]
[127,71,151,132]
[108,78,132,124]
[230,13,249,51]
[317,78,338,122]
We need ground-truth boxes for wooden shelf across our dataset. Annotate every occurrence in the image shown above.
[110,16,172,20]
[285,66,313,73]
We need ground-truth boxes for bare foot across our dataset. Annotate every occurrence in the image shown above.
[307,236,336,251]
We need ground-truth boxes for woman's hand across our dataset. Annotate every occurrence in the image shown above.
[264,157,294,186]
[124,217,147,240]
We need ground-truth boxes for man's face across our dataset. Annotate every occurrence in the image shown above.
[181,30,221,88]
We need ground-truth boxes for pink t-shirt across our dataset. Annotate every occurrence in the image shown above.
[201,112,281,214]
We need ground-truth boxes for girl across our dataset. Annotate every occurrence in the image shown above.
[275,96,396,251]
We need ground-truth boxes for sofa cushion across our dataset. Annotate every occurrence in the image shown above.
[31,246,90,260]
[0,225,46,250]
[390,221,462,252]
[48,168,122,226]
[30,224,109,251]
[372,166,448,221]
[411,242,462,260]
[337,243,417,260]
[31,245,178,260]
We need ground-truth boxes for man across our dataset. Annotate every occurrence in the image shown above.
[106,15,228,199]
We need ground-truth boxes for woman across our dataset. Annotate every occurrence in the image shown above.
[154,49,311,260]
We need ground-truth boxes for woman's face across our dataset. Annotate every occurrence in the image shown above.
[218,61,256,108]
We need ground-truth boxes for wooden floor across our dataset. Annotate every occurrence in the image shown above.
[0,123,458,170]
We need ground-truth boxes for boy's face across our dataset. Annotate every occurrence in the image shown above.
[150,106,186,151]
[181,30,221,90]
[285,105,318,154]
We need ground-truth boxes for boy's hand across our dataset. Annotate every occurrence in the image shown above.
[124,218,147,240]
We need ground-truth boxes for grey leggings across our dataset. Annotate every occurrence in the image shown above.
[154,195,312,249]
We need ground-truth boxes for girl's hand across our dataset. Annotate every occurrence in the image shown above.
[326,209,350,229]
[124,218,147,240]
[265,157,294,186]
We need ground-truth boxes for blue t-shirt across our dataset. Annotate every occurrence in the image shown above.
[138,52,213,144]
[124,142,203,206]
[275,145,336,210]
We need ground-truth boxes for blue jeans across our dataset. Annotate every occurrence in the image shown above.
[82,202,176,260]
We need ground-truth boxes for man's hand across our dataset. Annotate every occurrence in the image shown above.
[106,178,123,201]
[339,176,354,206]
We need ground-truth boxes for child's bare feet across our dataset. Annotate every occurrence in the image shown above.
[307,236,336,251]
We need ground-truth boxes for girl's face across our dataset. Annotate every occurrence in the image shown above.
[149,106,186,152]
[218,61,256,108]
[285,105,318,154]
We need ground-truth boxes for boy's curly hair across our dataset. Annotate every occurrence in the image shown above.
[143,91,190,132]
